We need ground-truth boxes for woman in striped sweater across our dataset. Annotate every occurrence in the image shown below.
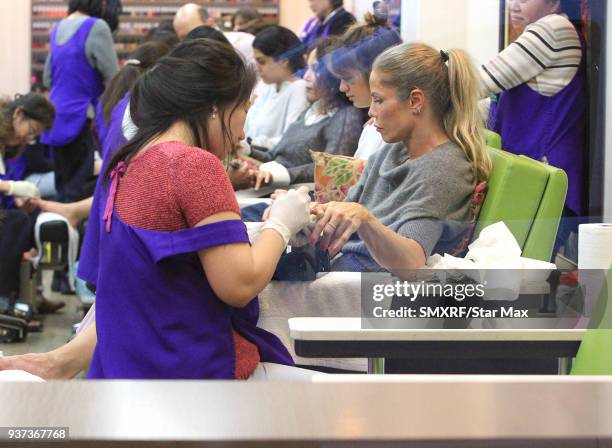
[480,0,586,255]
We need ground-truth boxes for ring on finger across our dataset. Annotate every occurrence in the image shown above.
[325,222,337,231]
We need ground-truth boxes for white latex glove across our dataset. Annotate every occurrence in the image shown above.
[7,181,41,199]
[262,186,311,245]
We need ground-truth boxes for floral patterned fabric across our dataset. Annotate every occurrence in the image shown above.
[448,181,488,256]
[311,151,366,204]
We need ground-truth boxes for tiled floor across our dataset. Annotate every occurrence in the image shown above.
[0,292,84,357]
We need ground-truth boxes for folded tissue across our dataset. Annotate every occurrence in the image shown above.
[427,222,556,300]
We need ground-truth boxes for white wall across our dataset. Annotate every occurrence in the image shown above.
[400,0,499,66]
[466,0,501,66]
[279,0,312,35]
[0,0,31,97]
[280,0,357,36]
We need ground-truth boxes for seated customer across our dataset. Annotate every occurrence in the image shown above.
[247,37,364,189]
[330,11,402,160]
[0,93,64,311]
[245,26,310,150]
[294,43,492,275]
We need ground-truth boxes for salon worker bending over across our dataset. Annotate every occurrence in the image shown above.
[303,43,492,275]
[90,40,311,380]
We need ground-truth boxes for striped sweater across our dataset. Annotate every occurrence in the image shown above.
[480,14,582,99]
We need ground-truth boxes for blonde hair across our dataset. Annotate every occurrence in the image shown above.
[373,43,492,183]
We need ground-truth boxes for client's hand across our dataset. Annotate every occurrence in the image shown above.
[270,189,288,200]
[261,186,311,245]
[310,202,373,256]
[228,162,252,190]
[249,169,273,190]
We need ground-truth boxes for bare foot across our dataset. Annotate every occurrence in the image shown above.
[31,199,79,228]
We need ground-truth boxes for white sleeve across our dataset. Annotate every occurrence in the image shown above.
[282,80,310,133]
[250,135,282,150]
[122,102,138,140]
[259,161,291,187]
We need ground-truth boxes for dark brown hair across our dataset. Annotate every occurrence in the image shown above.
[0,93,55,147]
[330,12,401,80]
[105,39,256,179]
[100,41,171,121]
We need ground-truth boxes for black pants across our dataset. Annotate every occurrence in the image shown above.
[0,210,34,298]
[54,122,95,203]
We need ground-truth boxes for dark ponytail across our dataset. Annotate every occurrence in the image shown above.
[68,0,104,18]
[100,41,171,121]
[105,38,256,180]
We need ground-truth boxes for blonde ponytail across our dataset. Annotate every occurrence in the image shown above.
[445,48,491,183]
[373,43,492,183]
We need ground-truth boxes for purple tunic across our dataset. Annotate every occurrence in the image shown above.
[301,16,333,49]
[87,163,293,379]
[94,101,110,152]
[488,29,587,215]
[0,156,27,209]
[77,95,129,286]
[100,94,129,161]
[41,17,104,147]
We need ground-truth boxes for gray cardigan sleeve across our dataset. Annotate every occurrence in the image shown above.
[85,20,119,83]
[43,54,52,89]
[44,19,119,87]
[322,105,362,157]
[249,147,275,163]
[286,106,363,184]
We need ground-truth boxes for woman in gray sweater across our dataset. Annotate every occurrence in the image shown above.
[308,43,492,275]
[248,38,364,188]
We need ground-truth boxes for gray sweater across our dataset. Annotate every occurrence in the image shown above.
[250,103,363,184]
[342,141,475,263]
[44,16,119,88]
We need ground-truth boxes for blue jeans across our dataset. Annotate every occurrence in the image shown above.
[25,172,57,199]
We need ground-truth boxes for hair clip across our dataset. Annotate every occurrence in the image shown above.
[124,59,141,66]
[440,50,449,64]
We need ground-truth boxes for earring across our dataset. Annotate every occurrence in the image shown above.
[211,113,217,119]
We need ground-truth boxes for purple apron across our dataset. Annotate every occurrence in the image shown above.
[87,161,293,379]
[488,27,587,215]
[100,94,129,161]
[94,101,110,152]
[41,17,104,147]
[301,16,333,48]
[78,95,129,285]
[0,156,27,209]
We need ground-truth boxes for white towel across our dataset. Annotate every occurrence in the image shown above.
[0,370,45,382]
[427,222,556,300]
[32,212,80,292]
